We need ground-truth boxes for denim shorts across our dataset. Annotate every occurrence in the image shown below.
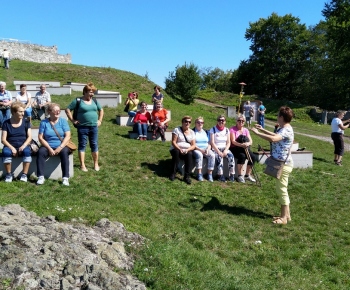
[77,126,99,152]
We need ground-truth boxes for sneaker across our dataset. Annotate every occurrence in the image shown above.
[245,175,256,182]
[162,138,166,143]
[229,175,235,182]
[4,173,13,183]
[218,175,226,182]
[37,176,45,185]
[138,135,143,140]
[237,175,245,183]
[20,174,28,182]
[62,177,70,186]
[197,173,203,181]
[208,174,213,182]
[169,174,175,181]
[143,135,148,140]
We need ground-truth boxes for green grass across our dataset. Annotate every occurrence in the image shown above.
[1,61,350,289]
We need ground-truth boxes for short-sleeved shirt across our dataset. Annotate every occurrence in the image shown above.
[67,98,102,127]
[272,126,294,165]
[128,99,139,112]
[134,111,152,124]
[39,118,70,149]
[2,119,29,148]
[194,128,210,150]
[34,91,51,105]
[16,92,32,104]
[0,90,12,103]
[244,104,252,118]
[151,109,168,124]
[209,126,229,150]
[229,126,250,147]
[331,118,343,134]
[258,105,265,115]
[170,127,195,150]
[152,93,164,109]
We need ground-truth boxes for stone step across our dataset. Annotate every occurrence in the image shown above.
[128,130,172,141]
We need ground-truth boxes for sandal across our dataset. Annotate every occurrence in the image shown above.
[80,167,88,172]
[272,217,287,225]
[273,216,291,222]
[335,161,342,166]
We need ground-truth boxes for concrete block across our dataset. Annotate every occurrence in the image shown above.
[0,154,74,180]
[13,81,61,87]
[128,130,172,141]
[94,94,121,107]
[255,151,313,169]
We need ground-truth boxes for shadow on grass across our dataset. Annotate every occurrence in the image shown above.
[200,196,271,219]
[313,156,332,163]
[142,159,173,178]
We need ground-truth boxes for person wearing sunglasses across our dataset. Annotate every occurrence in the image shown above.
[169,116,196,184]
[193,116,215,182]
[210,115,235,182]
[229,115,257,183]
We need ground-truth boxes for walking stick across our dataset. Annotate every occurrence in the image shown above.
[258,144,270,162]
[244,147,261,187]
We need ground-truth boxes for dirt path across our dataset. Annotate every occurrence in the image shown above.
[195,99,350,151]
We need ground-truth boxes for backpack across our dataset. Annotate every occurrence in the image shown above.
[249,107,254,117]
[73,97,98,127]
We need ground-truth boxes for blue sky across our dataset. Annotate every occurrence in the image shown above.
[7,0,327,88]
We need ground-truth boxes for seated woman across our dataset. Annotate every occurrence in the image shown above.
[133,101,152,140]
[36,103,71,186]
[193,116,215,182]
[229,114,257,183]
[125,92,139,117]
[16,84,32,123]
[151,100,170,142]
[1,102,32,182]
[210,115,235,182]
[169,116,196,184]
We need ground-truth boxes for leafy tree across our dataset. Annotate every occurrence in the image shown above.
[165,63,202,104]
[200,67,233,92]
[242,13,312,100]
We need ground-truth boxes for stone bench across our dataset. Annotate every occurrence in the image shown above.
[116,110,171,126]
[255,150,313,169]
[9,87,72,96]
[13,81,61,87]
[0,154,74,180]
[128,130,173,141]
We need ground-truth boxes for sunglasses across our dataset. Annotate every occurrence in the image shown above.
[217,119,225,122]
[196,121,204,124]
[183,120,191,124]
[237,120,245,123]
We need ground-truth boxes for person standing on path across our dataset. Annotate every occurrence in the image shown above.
[331,110,350,166]
[258,101,266,128]
[2,49,10,69]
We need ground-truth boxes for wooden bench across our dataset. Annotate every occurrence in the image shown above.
[0,154,74,180]
[128,130,173,141]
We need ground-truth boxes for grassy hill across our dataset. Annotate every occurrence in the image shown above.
[0,60,349,289]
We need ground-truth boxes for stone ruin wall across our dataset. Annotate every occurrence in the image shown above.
[0,40,71,64]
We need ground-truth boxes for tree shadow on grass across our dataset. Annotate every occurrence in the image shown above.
[199,196,271,220]
[141,159,173,178]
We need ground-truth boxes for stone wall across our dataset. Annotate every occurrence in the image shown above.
[0,40,71,64]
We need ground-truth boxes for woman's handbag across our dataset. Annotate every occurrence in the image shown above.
[264,145,291,179]
[124,103,129,113]
[50,122,77,153]
[29,139,40,155]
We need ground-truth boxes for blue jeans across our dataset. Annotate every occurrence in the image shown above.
[0,108,11,127]
[214,148,235,175]
[3,57,9,69]
[258,113,265,128]
[77,126,98,152]
[25,107,32,117]
[128,111,137,117]
[2,146,32,163]
[137,123,148,137]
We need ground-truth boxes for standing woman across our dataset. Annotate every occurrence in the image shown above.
[251,106,294,225]
[133,101,152,140]
[152,85,164,110]
[169,116,196,184]
[1,102,32,182]
[37,103,71,186]
[125,92,139,117]
[193,116,215,182]
[65,82,104,172]
[16,84,32,123]
[331,110,350,166]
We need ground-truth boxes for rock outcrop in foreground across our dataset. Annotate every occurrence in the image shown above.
[0,204,146,290]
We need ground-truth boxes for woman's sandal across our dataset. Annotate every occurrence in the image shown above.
[272,217,288,225]
[273,216,291,222]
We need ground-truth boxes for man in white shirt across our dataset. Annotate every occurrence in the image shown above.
[2,49,10,69]
[32,84,51,117]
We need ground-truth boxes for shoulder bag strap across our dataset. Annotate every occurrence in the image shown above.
[179,127,190,144]
[50,121,63,143]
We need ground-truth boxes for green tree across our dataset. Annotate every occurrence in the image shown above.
[165,63,202,104]
[243,13,312,100]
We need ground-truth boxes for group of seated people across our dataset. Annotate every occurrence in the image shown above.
[169,114,257,185]
[1,101,71,186]
[0,81,51,127]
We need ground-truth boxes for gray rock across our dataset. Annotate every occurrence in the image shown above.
[0,204,146,290]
